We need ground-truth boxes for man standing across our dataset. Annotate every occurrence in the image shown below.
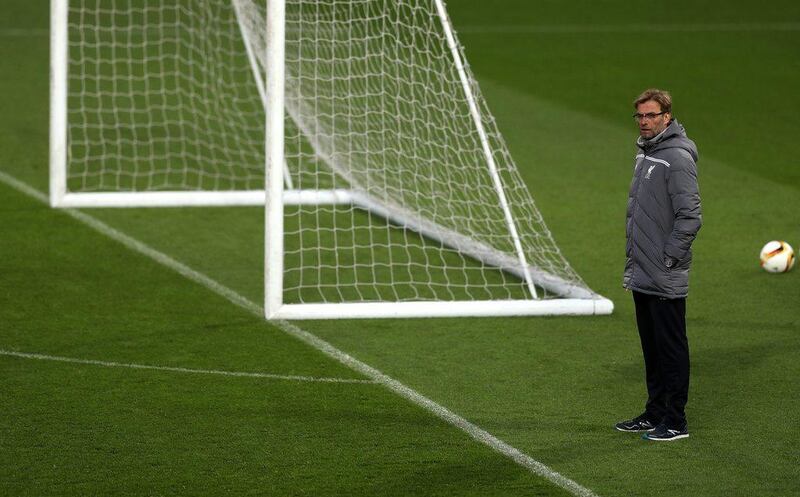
[616,89,702,441]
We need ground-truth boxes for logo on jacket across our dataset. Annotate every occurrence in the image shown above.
[645,165,656,179]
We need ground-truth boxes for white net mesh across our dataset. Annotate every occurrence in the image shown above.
[66,0,594,304]
[67,1,265,191]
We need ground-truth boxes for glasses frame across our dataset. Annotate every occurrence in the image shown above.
[632,111,667,120]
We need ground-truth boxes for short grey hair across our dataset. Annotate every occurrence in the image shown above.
[634,89,672,114]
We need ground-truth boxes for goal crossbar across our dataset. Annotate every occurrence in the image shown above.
[53,190,353,208]
[272,298,613,320]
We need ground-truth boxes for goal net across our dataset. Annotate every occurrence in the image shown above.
[51,0,613,318]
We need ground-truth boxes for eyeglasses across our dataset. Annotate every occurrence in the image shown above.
[633,111,667,120]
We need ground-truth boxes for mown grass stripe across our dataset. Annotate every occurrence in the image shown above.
[0,170,601,497]
[458,22,800,34]
[0,28,48,37]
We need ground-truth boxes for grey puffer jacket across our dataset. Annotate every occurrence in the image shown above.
[623,119,702,298]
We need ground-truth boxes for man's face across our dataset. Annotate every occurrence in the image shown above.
[635,100,671,139]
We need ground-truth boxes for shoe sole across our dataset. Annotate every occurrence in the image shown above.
[643,433,689,441]
[615,426,655,433]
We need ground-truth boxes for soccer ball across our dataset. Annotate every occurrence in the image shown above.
[759,241,795,273]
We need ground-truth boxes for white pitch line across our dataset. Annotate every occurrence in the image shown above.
[0,172,262,316]
[0,349,377,384]
[0,170,600,497]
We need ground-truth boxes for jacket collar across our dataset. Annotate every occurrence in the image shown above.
[636,119,675,150]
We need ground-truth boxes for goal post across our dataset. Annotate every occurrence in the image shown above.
[49,0,68,208]
[50,0,614,319]
[264,0,285,319]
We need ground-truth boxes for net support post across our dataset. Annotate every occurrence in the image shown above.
[432,0,537,299]
[49,0,68,208]
[264,0,286,319]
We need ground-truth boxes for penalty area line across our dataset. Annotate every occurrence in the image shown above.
[0,349,377,384]
[0,170,601,497]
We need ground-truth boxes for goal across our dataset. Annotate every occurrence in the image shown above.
[50,0,613,319]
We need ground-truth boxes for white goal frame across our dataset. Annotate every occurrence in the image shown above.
[49,0,614,319]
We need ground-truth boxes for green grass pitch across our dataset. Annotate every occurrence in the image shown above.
[1,1,799,496]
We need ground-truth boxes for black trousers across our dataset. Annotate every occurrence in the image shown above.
[632,291,690,428]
